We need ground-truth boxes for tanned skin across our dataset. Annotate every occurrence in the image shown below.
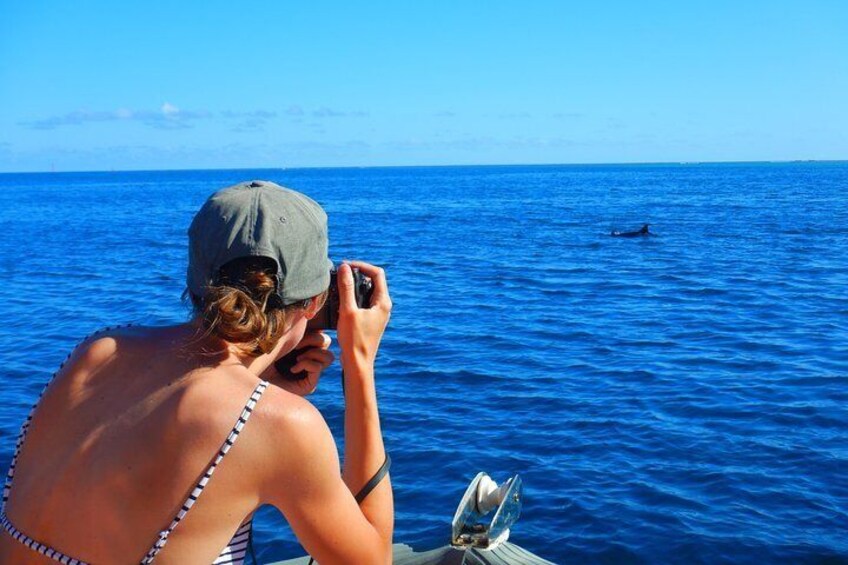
[0,261,393,565]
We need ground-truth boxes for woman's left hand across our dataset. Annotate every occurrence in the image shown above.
[276,331,335,396]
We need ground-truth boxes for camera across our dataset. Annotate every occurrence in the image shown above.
[307,265,374,331]
[275,264,374,380]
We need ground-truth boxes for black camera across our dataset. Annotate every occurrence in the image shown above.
[274,265,373,381]
[307,265,374,331]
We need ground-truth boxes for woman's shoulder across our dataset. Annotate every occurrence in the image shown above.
[241,384,337,482]
[67,322,156,353]
[46,324,134,382]
[74,322,224,363]
[251,384,328,443]
[240,384,340,502]
[171,363,329,454]
[55,324,167,377]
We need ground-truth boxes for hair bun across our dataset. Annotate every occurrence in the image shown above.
[188,258,327,356]
[200,267,283,355]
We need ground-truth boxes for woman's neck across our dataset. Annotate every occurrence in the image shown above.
[182,316,307,378]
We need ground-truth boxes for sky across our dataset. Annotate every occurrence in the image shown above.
[0,1,846,172]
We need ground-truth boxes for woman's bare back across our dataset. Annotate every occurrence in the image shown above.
[0,324,287,563]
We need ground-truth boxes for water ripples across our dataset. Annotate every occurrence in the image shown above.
[0,164,846,563]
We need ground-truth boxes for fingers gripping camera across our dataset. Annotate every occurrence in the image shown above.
[275,265,374,381]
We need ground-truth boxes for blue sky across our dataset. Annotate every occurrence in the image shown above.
[1,1,846,171]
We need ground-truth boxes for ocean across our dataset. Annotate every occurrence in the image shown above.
[0,163,845,564]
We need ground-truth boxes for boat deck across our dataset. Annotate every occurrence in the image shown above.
[271,541,557,564]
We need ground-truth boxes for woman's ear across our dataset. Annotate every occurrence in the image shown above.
[304,295,323,320]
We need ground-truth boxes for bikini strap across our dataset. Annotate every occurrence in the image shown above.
[2,324,134,512]
[140,379,269,564]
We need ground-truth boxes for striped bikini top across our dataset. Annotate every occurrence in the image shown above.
[0,325,270,564]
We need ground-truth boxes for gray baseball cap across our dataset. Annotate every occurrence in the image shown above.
[187,180,332,305]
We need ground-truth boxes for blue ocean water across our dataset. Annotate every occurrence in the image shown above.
[0,163,846,564]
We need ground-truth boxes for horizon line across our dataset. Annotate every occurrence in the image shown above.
[0,158,846,176]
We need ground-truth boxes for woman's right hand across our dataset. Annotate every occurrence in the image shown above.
[336,260,392,370]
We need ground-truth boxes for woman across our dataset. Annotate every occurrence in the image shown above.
[0,180,393,564]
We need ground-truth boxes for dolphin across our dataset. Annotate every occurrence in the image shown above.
[611,223,651,237]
